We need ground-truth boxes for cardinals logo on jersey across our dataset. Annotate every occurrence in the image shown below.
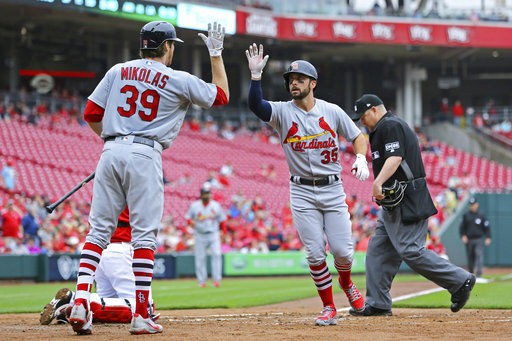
[318,117,336,138]
[282,119,336,152]
[283,122,299,144]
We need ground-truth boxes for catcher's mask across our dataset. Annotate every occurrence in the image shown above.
[375,180,407,210]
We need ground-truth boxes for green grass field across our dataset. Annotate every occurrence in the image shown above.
[1,273,511,314]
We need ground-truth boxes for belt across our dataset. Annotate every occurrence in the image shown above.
[290,175,339,186]
[104,135,157,148]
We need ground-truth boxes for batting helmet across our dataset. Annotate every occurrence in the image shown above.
[283,60,318,91]
[375,180,407,210]
[140,21,183,50]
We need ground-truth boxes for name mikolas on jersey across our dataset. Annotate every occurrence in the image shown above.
[120,65,169,89]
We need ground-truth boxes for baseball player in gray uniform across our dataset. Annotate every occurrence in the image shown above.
[185,182,227,287]
[70,21,229,335]
[245,43,370,326]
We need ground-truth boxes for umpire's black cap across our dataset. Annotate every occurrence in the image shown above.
[351,94,384,122]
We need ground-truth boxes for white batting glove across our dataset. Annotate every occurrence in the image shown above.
[198,22,225,57]
[351,153,370,181]
[245,43,269,80]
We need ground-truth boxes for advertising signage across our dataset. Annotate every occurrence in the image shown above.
[26,0,178,24]
[237,9,512,48]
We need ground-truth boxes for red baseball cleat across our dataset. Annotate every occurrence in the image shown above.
[342,282,365,312]
[315,306,337,326]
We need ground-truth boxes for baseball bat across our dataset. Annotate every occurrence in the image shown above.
[45,172,95,213]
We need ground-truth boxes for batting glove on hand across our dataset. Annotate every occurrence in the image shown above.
[245,43,269,80]
[198,22,225,57]
[351,153,370,181]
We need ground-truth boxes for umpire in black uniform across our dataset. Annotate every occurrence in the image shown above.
[349,94,475,316]
[460,197,491,278]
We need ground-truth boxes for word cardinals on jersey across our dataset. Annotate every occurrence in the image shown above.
[120,67,168,89]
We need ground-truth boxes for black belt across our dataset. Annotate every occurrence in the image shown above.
[104,136,156,148]
[291,175,339,186]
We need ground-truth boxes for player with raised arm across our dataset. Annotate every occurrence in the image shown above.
[68,21,229,335]
[245,43,369,326]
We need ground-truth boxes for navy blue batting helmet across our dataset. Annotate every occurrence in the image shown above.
[140,21,183,50]
[283,60,318,91]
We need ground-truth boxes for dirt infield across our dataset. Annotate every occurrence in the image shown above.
[2,271,512,340]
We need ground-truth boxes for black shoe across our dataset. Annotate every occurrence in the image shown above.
[450,274,476,313]
[349,303,392,316]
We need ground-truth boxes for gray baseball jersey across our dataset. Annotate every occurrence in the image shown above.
[185,200,226,284]
[89,58,217,149]
[185,200,226,234]
[86,58,218,251]
[267,99,362,266]
[268,99,361,177]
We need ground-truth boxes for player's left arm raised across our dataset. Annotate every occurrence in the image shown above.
[199,22,230,103]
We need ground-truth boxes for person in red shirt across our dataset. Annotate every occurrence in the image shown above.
[1,200,23,246]
[452,100,465,127]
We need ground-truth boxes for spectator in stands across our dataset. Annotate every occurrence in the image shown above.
[176,172,192,186]
[266,224,284,251]
[203,115,219,134]
[368,1,384,16]
[259,163,277,179]
[1,199,23,248]
[459,171,478,195]
[219,161,234,178]
[1,159,17,192]
[188,117,202,132]
[465,106,475,128]
[205,169,223,189]
[22,206,40,246]
[427,235,448,260]
[218,162,234,187]
[219,121,235,140]
[473,112,485,128]
[355,230,371,252]
[452,100,465,127]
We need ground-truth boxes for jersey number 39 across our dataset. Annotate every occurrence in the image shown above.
[117,84,160,121]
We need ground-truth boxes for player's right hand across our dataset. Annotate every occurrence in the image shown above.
[198,22,225,57]
[245,43,269,80]
[351,153,370,181]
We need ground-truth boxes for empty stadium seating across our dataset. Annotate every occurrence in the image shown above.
[1,118,511,226]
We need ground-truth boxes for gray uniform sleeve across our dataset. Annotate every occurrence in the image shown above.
[335,105,361,142]
[178,71,217,109]
[267,101,282,134]
[88,64,121,108]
